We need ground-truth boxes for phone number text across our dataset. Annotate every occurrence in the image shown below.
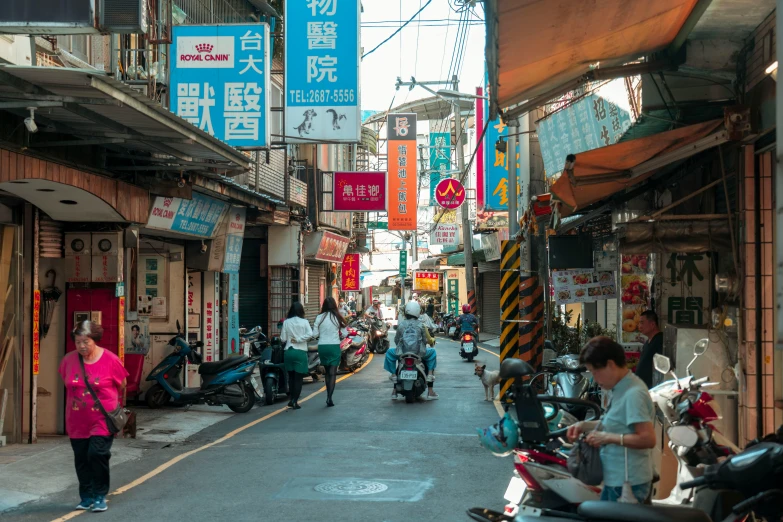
[289,89,356,104]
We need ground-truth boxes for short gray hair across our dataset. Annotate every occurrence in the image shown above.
[70,320,104,342]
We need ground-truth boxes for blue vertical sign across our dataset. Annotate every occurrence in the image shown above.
[170,24,271,147]
[484,113,521,211]
[285,0,361,143]
[429,132,451,206]
[228,272,240,354]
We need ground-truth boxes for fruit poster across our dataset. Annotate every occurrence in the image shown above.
[552,269,617,305]
[620,254,653,343]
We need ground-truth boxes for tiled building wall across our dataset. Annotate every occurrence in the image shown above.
[740,147,777,444]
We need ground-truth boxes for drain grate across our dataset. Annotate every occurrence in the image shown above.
[314,480,389,496]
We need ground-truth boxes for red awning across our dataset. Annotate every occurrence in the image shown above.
[550,119,726,214]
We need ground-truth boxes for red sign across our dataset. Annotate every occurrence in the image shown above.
[435,178,466,209]
[118,296,125,364]
[341,254,360,291]
[33,290,40,375]
[314,231,350,263]
[333,172,387,211]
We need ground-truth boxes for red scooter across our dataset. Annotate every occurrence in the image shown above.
[338,325,369,372]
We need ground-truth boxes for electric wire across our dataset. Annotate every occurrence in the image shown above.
[362,0,433,59]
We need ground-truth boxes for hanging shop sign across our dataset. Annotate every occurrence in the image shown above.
[333,171,387,211]
[399,250,408,278]
[433,208,458,225]
[228,273,240,355]
[483,102,522,211]
[212,206,246,274]
[387,113,418,230]
[619,254,654,344]
[435,178,466,210]
[480,233,501,262]
[553,269,617,305]
[33,289,40,375]
[414,271,440,292]
[170,24,271,147]
[341,253,360,291]
[203,272,220,362]
[147,193,230,238]
[475,209,509,231]
[118,296,126,364]
[431,224,460,246]
[661,252,711,326]
[284,0,361,143]
[304,230,350,262]
[429,132,452,206]
[538,78,633,177]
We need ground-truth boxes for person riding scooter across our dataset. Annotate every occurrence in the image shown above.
[384,301,439,400]
[456,304,479,337]
[364,299,384,320]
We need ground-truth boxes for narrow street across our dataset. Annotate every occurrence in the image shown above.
[5,337,509,522]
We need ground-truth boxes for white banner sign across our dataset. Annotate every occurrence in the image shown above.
[480,233,501,261]
[431,224,460,246]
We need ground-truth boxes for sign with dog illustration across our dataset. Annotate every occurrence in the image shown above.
[284,0,361,143]
[170,24,271,147]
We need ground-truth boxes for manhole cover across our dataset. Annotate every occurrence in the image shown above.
[314,480,389,496]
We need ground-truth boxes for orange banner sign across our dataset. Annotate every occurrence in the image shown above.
[33,290,40,375]
[387,113,418,230]
[118,296,126,364]
[414,271,440,292]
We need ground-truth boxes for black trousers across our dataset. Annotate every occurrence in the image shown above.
[70,436,114,499]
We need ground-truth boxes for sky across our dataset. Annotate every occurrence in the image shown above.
[359,0,486,114]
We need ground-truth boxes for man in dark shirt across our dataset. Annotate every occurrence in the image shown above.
[635,310,663,388]
[425,298,435,318]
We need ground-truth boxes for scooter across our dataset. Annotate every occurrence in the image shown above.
[257,335,289,406]
[394,352,428,403]
[460,330,479,362]
[144,321,258,413]
[339,325,369,372]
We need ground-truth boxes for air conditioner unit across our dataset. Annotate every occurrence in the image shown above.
[100,0,148,34]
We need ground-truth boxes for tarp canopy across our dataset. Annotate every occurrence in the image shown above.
[619,220,731,254]
[550,119,725,215]
[487,0,700,115]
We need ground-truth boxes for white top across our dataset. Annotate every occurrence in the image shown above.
[312,313,346,345]
[365,305,383,319]
[280,317,313,351]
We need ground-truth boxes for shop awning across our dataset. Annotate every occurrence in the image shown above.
[418,256,448,269]
[486,0,701,118]
[360,270,398,289]
[550,119,726,215]
[0,66,250,174]
[446,250,487,267]
[619,220,731,254]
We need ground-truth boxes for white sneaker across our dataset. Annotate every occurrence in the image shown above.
[426,374,435,383]
[389,374,398,383]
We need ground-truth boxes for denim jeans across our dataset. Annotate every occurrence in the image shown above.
[600,482,651,504]
[384,347,437,374]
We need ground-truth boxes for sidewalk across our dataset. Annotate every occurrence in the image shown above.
[0,404,237,513]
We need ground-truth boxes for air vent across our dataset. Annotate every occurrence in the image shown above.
[99,0,147,34]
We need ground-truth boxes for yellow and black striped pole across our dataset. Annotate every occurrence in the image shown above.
[467,289,477,315]
[499,240,520,400]
[519,275,545,370]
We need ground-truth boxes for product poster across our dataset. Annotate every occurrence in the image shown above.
[125,317,151,355]
[552,269,616,305]
[620,254,653,344]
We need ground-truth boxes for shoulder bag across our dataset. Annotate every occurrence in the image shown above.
[567,419,605,486]
[79,354,128,435]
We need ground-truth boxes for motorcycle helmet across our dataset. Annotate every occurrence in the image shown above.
[476,413,519,457]
[462,304,471,313]
[404,301,422,318]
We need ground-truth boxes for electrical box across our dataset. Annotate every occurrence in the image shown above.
[65,233,92,283]
[92,232,124,282]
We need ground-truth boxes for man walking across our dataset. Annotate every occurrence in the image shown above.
[635,310,663,388]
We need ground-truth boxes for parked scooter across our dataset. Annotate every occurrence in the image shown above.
[393,352,428,403]
[650,340,740,506]
[145,321,258,413]
[537,351,600,420]
[442,313,457,336]
[339,324,369,372]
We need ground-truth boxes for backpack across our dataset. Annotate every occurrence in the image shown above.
[398,320,424,354]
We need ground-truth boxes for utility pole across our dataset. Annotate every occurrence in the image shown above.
[455,89,476,314]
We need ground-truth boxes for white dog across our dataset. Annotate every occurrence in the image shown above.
[474,364,501,401]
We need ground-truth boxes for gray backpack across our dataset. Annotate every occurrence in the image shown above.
[398,321,424,354]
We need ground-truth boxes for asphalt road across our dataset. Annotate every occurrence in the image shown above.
[7,336,510,522]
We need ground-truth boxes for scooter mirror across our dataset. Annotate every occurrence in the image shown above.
[668,425,699,448]
[176,319,181,333]
[694,338,709,356]
[653,353,671,374]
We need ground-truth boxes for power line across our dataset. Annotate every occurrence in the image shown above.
[362,0,433,59]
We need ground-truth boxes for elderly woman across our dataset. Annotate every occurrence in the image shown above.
[58,321,128,512]
[567,336,656,503]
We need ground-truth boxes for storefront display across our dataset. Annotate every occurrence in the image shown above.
[619,254,653,344]
[552,269,616,305]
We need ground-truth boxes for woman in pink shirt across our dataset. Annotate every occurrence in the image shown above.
[58,321,128,513]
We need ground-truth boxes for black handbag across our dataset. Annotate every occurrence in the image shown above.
[79,354,128,435]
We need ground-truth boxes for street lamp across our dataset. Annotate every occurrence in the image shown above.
[436,89,488,100]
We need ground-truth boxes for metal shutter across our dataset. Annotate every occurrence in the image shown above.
[305,263,325,321]
[239,239,267,332]
[480,271,502,336]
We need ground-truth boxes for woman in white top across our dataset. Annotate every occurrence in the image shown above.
[280,301,313,410]
[312,297,348,407]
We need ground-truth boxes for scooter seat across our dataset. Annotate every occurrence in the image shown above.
[577,501,711,522]
[198,355,250,375]
[499,358,535,379]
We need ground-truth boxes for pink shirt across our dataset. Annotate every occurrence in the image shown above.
[59,349,129,438]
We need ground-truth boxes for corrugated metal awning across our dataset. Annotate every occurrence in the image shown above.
[0,66,250,174]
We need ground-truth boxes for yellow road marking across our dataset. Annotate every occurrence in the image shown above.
[51,353,374,522]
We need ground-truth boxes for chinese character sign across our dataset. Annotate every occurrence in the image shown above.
[221,206,246,274]
[435,178,466,210]
[387,113,418,230]
[399,250,408,278]
[414,271,440,292]
[537,79,633,177]
[33,290,40,375]
[333,171,386,211]
[285,0,361,142]
[429,132,451,206]
[661,252,710,326]
[430,224,460,246]
[484,110,523,211]
[341,253,360,291]
[146,193,230,238]
[170,24,271,147]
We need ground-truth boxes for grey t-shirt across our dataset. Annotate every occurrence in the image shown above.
[599,371,655,487]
